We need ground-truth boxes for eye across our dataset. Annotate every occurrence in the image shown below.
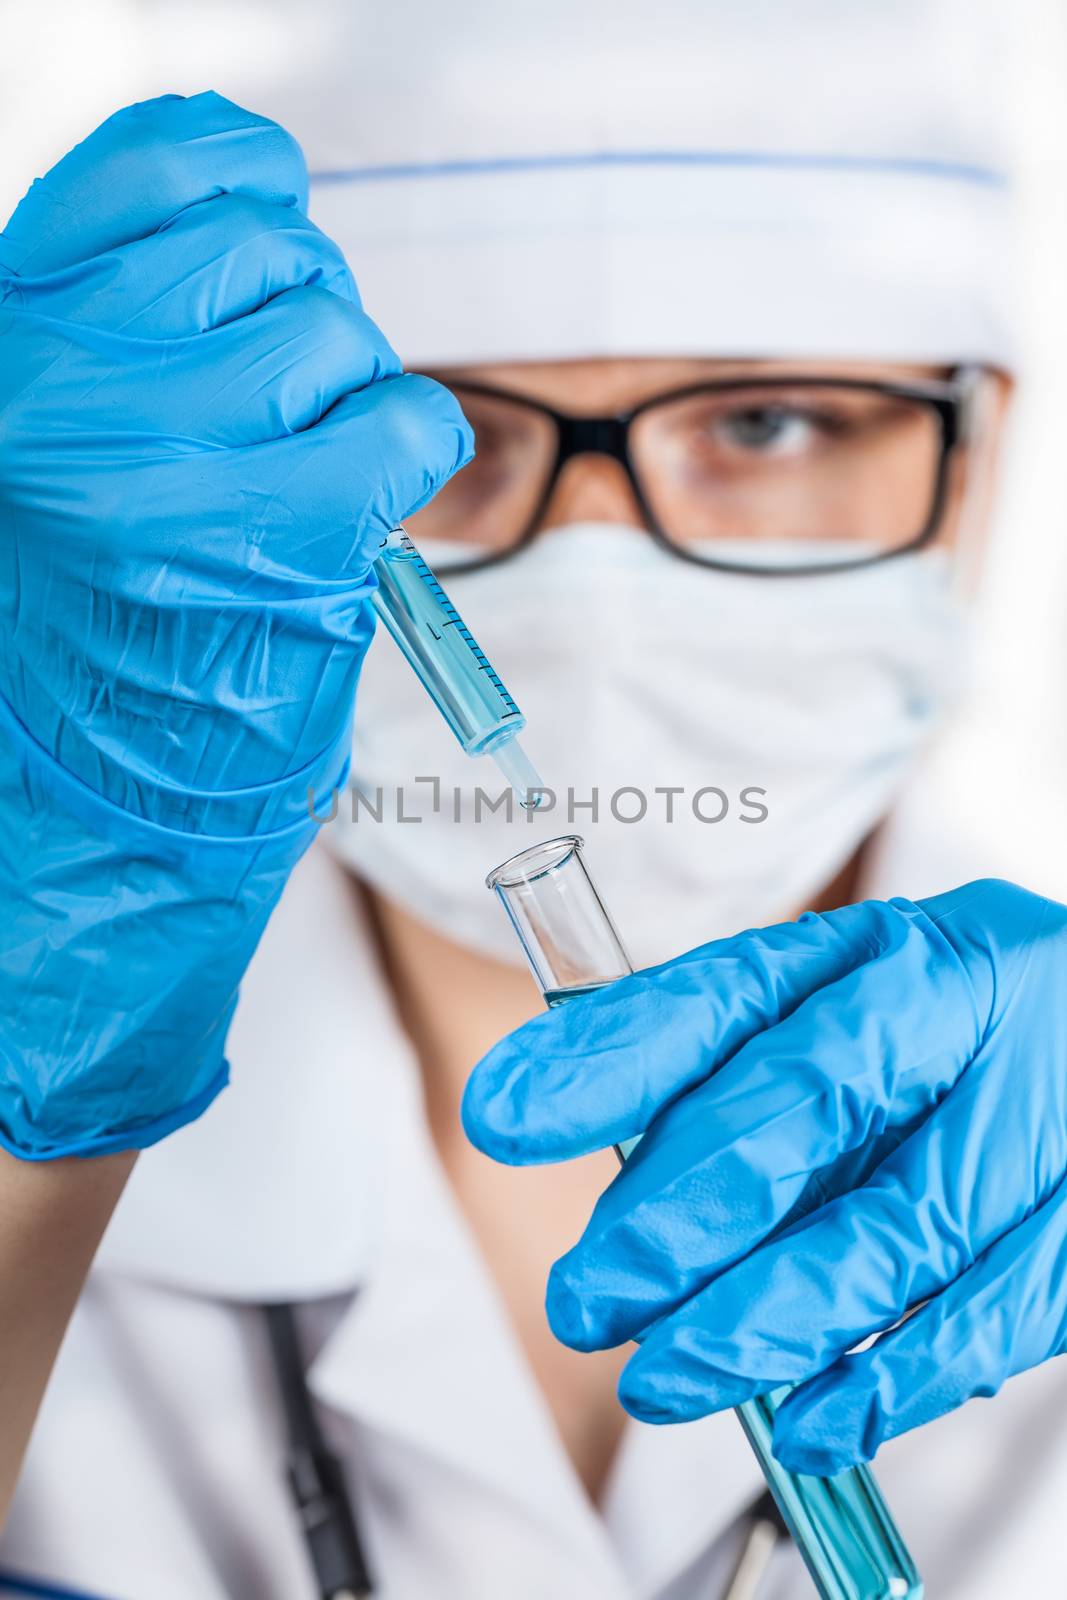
[712,404,822,457]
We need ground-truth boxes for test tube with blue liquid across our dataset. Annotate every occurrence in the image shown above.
[369,531,921,1598]
[486,836,922,1600]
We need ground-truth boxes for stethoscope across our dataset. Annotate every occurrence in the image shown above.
[262,1303,792,1600]
[263,1304,373,1599]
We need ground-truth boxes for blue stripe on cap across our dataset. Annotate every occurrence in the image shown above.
[310,148,1007,188]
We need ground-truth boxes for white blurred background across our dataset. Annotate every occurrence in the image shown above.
[1,0,1064,900]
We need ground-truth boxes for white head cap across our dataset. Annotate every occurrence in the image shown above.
[297,0,1017,370]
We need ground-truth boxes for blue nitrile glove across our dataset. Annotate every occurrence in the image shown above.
[0,93,472,1159]
[464,879,1067,1475]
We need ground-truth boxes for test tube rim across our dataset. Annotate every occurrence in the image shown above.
[485,834,586,891]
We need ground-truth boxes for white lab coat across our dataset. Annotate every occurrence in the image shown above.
[4,839,1067,1600]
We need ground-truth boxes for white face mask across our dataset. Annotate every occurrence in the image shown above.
[327,525,968,968]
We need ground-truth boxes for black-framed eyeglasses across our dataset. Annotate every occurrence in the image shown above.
[406,367,980,577]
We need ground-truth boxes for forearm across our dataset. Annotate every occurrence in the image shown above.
[0,1145,136,1522]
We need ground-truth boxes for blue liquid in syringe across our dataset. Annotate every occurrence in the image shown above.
[371,528,545,806]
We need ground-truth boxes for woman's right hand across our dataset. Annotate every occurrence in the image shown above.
[465,879,1067,1475]
[0,92,472,1160]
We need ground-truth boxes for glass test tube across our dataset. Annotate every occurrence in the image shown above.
[486,835,922,1600]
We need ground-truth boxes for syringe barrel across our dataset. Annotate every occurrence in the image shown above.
[371,528,524,756]
[487,835,923,1600]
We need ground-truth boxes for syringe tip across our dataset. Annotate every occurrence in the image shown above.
[492,738,548,810]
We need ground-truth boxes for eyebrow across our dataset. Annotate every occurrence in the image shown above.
[428,361,951,408]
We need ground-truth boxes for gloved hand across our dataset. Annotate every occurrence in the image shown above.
[464,879,1067,1474]
[0,93,471,1159]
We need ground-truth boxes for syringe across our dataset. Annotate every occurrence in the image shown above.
[371,528,545,806]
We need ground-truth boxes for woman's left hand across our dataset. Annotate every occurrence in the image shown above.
[463,878,1067,1474]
